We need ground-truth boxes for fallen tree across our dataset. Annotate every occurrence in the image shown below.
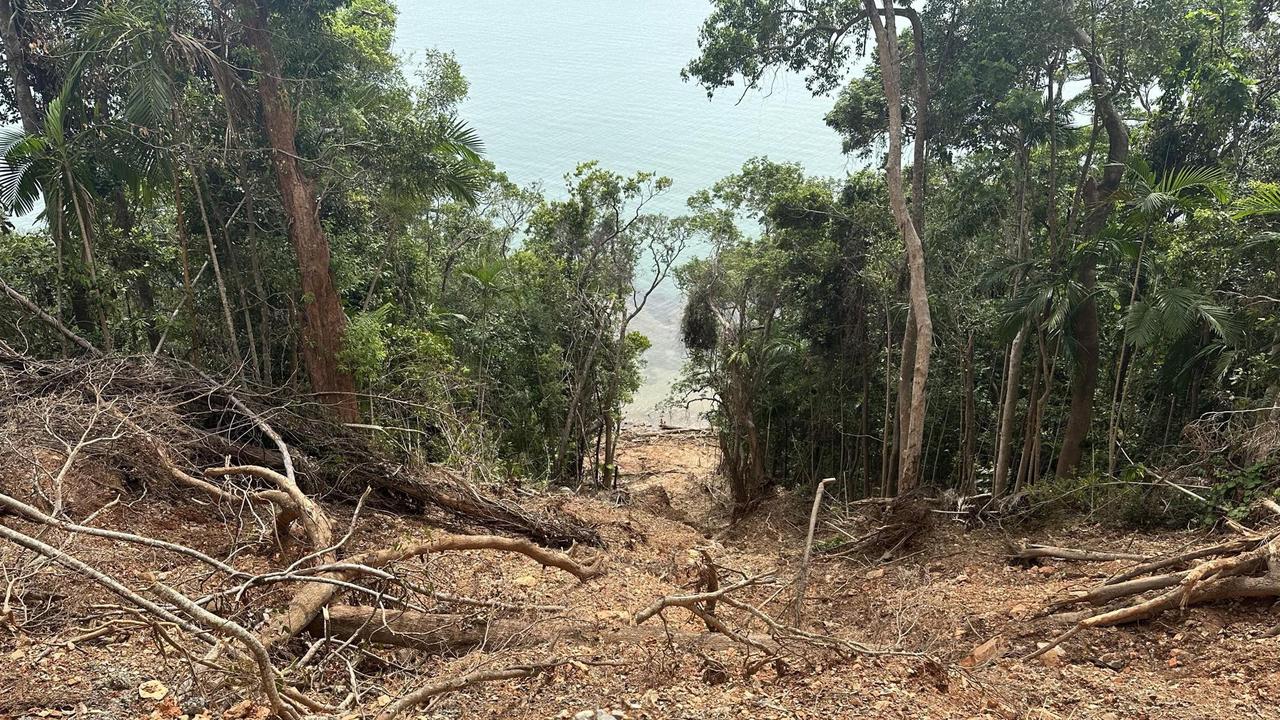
[0,317,607,716]
[1020,509,1280,660]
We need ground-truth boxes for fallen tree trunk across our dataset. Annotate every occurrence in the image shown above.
[1011,543,1147,563]
[1104,539,1253,585]
[314,605,769,653]
[314,607,528,652]
[1025,524,1280,661]
[259,533,603,649]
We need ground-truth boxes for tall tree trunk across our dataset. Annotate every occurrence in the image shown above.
[859,363,871,498]
[879,302,894,496]
[865,0,932,495]
[555,317,607,483]
[994,145,1031,496]
[67,182,110,352]
[239,0,358,421]
[188,162,243,371]
[889,307,914,494]
[1056,29,1129,479]
[1106,225,1148,475]
[243,177,273,383]
[959,332,976,494]
[1014,354,1042,493]
[203,171,263,382]
[993,329,1025,496]
[601,316,631,489]
[0,0,38,134]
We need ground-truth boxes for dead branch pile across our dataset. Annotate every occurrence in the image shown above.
[0,350,599,547]
[0,348,614,718]
[819,496,934,560]
[1182,411,1280,470]
[1020,502,1280,660]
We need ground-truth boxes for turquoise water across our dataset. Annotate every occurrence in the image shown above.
[394,2,850,214]
[394,2,853,421]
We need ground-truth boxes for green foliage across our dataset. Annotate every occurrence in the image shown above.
[680,280,719,352]
[1204,461,1280,522]
[1023,469,1203,529]
[339,305,392,384]
[0,0,1278,518]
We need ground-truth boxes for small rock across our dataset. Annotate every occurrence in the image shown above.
[1037,645,1067,668]
[182,698,208,717]
[959,635,1005,667]
[1094,652,1127,670]
[138,680,168,700]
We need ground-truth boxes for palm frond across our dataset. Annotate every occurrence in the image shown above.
[123,58,174,126]
[1124,286,1242,349]
[1126,161,1229,216]
[435,116,485,163]
[1155,165,1229,203]
[0,131,46,216]
[1234,185,1280,220]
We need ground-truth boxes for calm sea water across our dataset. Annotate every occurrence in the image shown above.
[395,2,854,422]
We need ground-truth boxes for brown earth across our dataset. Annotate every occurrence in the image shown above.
[2,431,1279,719]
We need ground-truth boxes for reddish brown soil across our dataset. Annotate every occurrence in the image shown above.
[2,432,1278,720]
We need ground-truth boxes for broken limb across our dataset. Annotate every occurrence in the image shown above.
[152,582,303,720]
[0,490,244,577]
[375,657,572,720]
[257,532,604,650]
[1027,534,1280,660]
[632,574,774,625]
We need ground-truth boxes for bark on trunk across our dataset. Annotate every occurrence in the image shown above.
[993,144,1031,496]
[0,0,39,134]
[1055,28,1129,479]
[993,328,1025,496]
[239,0,358,422]
[865,0,932,495]
[959,332,977,494]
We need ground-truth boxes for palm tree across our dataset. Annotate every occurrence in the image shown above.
[1104,161,1229,475]
[1,85,112,351]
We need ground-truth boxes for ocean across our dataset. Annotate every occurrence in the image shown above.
[394,2,856,423]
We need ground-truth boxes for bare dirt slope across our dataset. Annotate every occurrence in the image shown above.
[3,430,1279,719]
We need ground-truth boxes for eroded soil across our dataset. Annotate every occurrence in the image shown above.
[3,431,1279,719]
